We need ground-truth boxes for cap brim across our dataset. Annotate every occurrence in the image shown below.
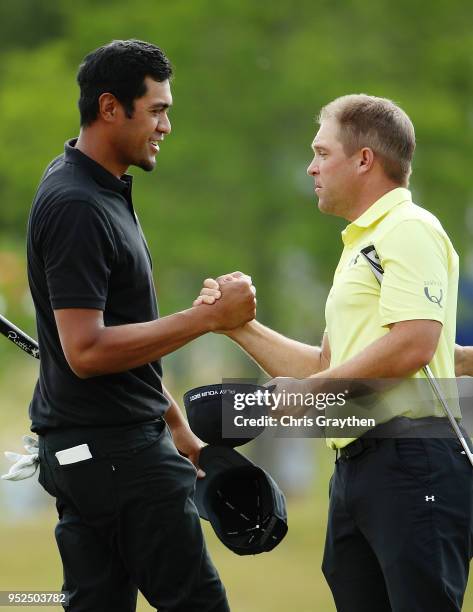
[195,446,254,520]
[184,382,268,447]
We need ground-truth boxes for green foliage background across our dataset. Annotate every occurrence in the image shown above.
[1,1,473,610]
[1,0,472,340]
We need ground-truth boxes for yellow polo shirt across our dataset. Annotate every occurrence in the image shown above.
[325,187,460,449]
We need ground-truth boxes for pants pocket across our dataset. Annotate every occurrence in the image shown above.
[394,438,431,486]
[54,456,117,523]
[38,447,59,498]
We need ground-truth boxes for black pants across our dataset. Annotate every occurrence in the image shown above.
[38,420,229,612]
[323,436,473,612]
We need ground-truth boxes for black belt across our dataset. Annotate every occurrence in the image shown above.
[39,417,166,456]
[339,437,378,461]
[337,416,461,462]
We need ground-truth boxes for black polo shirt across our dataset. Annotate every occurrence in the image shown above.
[27,139,169,433]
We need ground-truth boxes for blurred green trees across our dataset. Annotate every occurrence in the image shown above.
[0,0,472,360]
[1,5,473,608]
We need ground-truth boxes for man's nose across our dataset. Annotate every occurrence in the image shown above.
[307,158,319,176]
[159,115,172,135]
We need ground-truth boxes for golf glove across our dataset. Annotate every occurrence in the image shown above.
[1,435,39,481]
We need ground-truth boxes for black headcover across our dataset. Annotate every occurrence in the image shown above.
[195,446,288,556]
[183,383,268,447]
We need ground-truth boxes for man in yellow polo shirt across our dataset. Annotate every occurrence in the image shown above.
[323,183,461,449]
[195,94,473,611]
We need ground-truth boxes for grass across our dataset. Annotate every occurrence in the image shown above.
[1,359,472,611]
[1,489,472,611]
[1,461,472,611]
[0,496,334,612]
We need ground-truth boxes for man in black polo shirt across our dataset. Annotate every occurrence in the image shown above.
[28,40,255,612]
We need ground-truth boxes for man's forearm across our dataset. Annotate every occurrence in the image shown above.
[455,344,473,377]
[311,324,432,383]
[161,384,204,474]
[72,308,211,378]
[162,384,188,430]
[57,278,256,379]
[226,320,326,377]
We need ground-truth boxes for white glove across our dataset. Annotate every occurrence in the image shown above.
[1,435,39,481]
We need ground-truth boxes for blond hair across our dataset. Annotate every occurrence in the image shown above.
[319,94,416,186]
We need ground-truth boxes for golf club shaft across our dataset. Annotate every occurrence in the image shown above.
[0,313,40,359]
[423,365,473,466]
[361,245,473,466]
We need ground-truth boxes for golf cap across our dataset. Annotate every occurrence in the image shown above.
[183,382,269,447]
[194,445,288,555]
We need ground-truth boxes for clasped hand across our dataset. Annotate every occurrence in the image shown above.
[193,271,257,332]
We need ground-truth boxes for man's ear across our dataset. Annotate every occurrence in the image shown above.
[98,92,120,123]
[358,147,375,174]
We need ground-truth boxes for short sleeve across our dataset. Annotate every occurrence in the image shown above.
[378,220,448,326]
[40,200,116,310]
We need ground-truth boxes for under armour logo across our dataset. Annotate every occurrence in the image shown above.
[424,287,443,308]
[425,495,435,502]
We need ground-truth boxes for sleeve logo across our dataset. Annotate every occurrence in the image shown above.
[424,286,443,308]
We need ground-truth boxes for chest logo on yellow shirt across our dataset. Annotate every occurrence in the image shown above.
[424,286,443,308]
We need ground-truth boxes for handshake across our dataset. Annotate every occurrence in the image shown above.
[193,271,256,333]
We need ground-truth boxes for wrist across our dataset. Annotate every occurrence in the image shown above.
[224,320,257,340]
[182,305,217,334]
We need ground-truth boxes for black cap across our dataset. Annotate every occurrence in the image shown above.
[194,446,288,555]
[183,383,268,448]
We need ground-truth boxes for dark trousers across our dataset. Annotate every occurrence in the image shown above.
[38,420,229,612]
[323,436,473,612]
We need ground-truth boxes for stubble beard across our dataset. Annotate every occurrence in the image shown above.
[317,193,343,218]
[137,158,156,172]
[134,150,156,172]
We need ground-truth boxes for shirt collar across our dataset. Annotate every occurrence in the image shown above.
[64,138,133,195]
[342,187,412,245]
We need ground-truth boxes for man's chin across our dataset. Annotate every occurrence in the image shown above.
[317,198,346,219]
[135,157,156,172]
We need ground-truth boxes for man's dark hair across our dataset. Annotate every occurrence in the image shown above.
[77,39,172,127]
